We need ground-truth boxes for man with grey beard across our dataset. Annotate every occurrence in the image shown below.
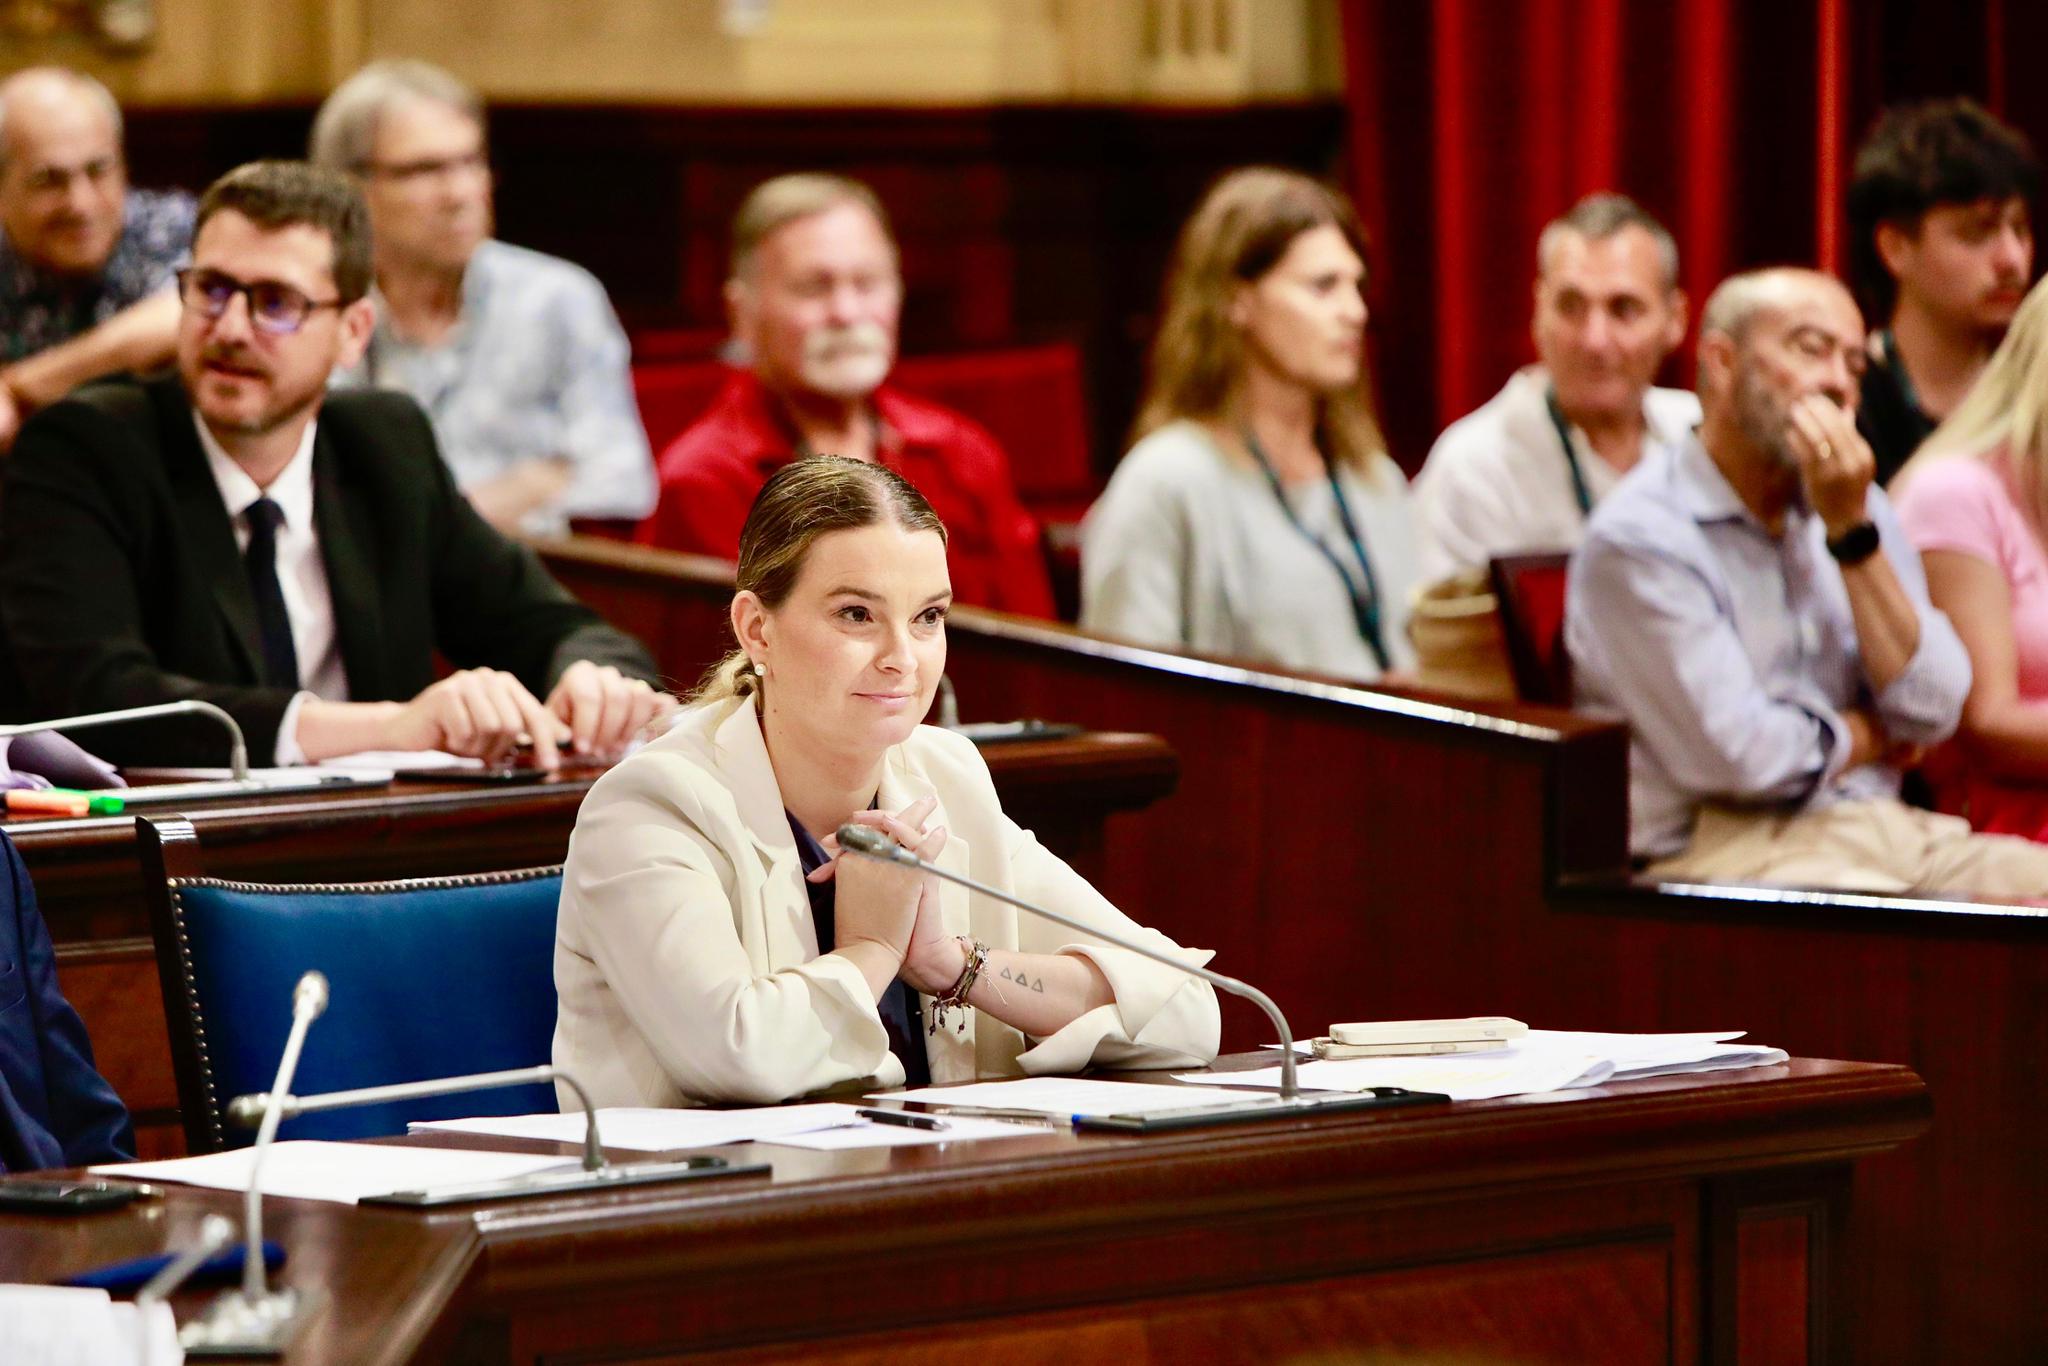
[1567,266,2048,895]
[639,173,1053,616]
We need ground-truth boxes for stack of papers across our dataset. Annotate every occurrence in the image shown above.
[411,1104,859,1151]
[411,1102,1044,1152]
[869,1076,1267,1118]
[1171,1030,1788,1102]
[92,1142,567,1205]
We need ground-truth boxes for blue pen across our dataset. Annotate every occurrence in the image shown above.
[65,1240,286,1295]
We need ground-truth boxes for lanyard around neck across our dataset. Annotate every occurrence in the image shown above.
[1241,428,1390,672]
[1543,386,1595,517]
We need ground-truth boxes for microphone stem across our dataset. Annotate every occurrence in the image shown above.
[244,1003,317,1302]
[241,1064,609,1172]
[856,844,1300,1099]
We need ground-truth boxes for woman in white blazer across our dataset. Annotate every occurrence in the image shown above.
[553,456,1220,1108]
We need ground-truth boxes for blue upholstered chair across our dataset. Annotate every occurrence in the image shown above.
[141,818,564,1153]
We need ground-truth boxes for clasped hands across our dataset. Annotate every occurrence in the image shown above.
[389,660,674,768]
[809,795,967,995]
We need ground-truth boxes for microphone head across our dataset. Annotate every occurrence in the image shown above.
[227,1093,268,1128]
[294,970,329,1019]
[835,823,906,860]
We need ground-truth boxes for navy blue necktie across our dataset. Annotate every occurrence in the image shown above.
[242,497,300,690]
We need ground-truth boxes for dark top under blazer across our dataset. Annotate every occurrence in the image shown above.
[0,376,659,767]
[0,831,132,1172]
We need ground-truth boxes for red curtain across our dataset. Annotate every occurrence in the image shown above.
[1342,0,2035,469]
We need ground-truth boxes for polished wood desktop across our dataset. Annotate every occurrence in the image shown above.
[536,535,2046,1364]
[1,1058,1925,1364]
[15,734,1175,1160]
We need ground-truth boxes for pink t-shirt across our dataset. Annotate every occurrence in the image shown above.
[1896,452,2048,702]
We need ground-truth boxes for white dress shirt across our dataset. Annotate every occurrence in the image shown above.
[194,413,349,762]
[1412,366,1702,586]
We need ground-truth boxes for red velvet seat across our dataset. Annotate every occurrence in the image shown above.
[1489,552,1574,706]
[627,327,728,364]
[631,360,734,455]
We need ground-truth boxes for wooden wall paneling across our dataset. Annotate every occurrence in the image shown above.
[118,102,1348,478]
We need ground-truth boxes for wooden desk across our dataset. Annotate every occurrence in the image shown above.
[18,734,1175,1160]
[1,1059,1926,1364]
[534,536,2044,1362]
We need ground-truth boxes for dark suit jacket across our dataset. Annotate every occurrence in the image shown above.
[0,377,659,767]
[0,832,132,1172]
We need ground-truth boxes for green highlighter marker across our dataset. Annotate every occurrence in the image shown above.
[47,789,127,815]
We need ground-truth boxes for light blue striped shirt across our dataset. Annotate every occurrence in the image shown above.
[335,239,655,534]
[1567,435,1969,859]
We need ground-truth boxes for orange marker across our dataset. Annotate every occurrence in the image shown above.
[5,789,90,817]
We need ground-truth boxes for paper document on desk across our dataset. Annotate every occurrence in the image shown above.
[761,1115,1046,1150]
[92,1141,565,1205]
[0,1285,180,1365]
[411,1103,863,1151]
[1180,1030,1788,1101]
[869,1076,1256,1117]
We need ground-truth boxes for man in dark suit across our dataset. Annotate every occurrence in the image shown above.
[0,831,132,1171]
[0,160,667,768]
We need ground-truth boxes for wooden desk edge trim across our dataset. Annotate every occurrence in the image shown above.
[1554,868,2048,929]
[530,535,1617,748]
[460,1065,1926,1268]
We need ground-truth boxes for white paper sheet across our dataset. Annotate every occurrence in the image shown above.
[759,1115,1047,1150]
[410,1104,862,1151]
[0,1285,180,1365]
[868,1076,1257,1118]
[91,1141,566,1205]
[1176,1030,1788,1101]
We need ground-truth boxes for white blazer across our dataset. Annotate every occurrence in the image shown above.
[552,695,1221,1108]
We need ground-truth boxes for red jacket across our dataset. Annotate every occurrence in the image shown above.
[638,370,1054,617]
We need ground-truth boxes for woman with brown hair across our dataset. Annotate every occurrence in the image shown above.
[1081,167,1417,679]
[553,456,1219,1107]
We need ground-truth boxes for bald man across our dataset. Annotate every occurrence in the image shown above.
[0,67,191,450]
[1568,266,2048,896]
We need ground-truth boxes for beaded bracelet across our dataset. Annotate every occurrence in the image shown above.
[928,936,988,1035]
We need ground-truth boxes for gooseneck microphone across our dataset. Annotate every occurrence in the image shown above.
[175,970,329,1355]
[0,699,252,780]
[231,1064,610,1178]
[839,823,1324,1102]
[243,971,326,1302]
[835,824,1445,1130]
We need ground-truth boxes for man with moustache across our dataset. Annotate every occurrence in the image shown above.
[1568,267,2048,895]
[1413,193,1696,585]
[0,67,193,451]
[638,174,1053,616]
[313,60,653,535]
[0,161,667,769]
[1848,98,2037,484]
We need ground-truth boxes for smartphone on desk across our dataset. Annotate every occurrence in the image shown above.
[390,765,550,785]
[0,1179,153,1214]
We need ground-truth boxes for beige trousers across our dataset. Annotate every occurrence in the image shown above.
[1647,798,2048,900]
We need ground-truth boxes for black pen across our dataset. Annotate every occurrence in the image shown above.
[856,1106,948,1132]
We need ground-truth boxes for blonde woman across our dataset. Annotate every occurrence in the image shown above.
[1894,276,2048,839]
[553,456,1219,1107]
[1080,167,1417,680]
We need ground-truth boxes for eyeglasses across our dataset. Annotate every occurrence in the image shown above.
[355,149,490,186]
[176,268,344,336]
